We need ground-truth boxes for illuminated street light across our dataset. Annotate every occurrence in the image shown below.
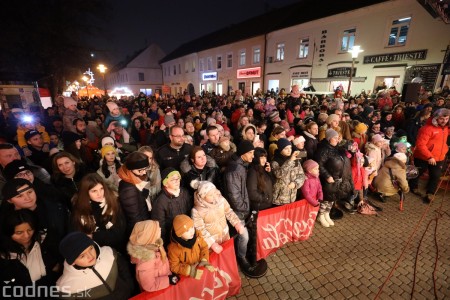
[82,76,89,98]
[347,45,364,97]
[97,64,108,96]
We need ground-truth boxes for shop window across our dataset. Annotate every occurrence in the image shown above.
[298,38,309,58]
[387,17,411,47]
[276,43,285,61]
[340,29,355,52]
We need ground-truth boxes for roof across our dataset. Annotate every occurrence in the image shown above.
[160,0,389,63]
[110,47,148,73]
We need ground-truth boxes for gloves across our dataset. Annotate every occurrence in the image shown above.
[235,223,245,235]
[168,274,179,285]
[211,243,223,254]
[189,263,204,280]
[198,259,214,272]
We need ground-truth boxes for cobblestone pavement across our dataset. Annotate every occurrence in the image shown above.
[229,183,450,299]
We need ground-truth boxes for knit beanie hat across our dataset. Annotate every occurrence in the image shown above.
[62,131,82,147]
[59,232,95,265]
[354,122,368,134]
[129,220,161,246]
[101,136,115,147]
[395,142,407,151]
[161,167,180,185]
[191,180,216,198]
[293,136,305,145]
[277,138,292,152]
[106,101,119,112]
[269,111,280,122]
[326,114,340,124]
[125,152,150,171]
[173,214,194,237]
[237,140,255,156]
[63,97,77,108]
[3,160,32,180]
[371,134,383,143]
[2,178,33,200]
[325,129,339,141]
[303,159,319,172]
[100,145,117,159]
[393,152,407,164]
[164,114,175,126]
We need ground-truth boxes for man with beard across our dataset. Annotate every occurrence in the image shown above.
[24,130,50,167]
[73,118,98,160]
[155,125,192,171]
[151,167,192,246]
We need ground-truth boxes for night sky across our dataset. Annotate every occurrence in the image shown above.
[102,0,301,65]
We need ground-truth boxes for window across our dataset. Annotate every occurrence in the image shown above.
[298,38,309,58]
[253,47,260,64]
[388,17,411,47]
[185,61,189,73]
[340,29,355,52]
[192,60,196,72]
[199,58,204,72]
[239,50,246,66]
[173,65,176,75]
[207,57,212,70]
[178,64,181,74]
[276,43,285,61]
[138,72,144,81]
[227,53,233,68]
[217,55,222,69]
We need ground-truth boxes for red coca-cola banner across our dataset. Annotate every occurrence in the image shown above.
[131,238,241,300]
[256,200,319,260]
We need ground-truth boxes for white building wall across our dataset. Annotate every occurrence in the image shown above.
[265,0,450,95]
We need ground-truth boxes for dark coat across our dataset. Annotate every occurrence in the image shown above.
[155,143,193,171]
[223,154,250,220]
[180,155,222,193]
[118,180,151,235]
[150,187,192,247]
[303,131,318,160]
[247,165,274,211]
[315,140,353,202]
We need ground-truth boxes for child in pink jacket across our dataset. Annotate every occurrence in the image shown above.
[300,159,323,207]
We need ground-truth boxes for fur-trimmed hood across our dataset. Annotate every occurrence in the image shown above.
[127,238,164,262]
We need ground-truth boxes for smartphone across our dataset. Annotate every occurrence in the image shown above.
[255,134,260,142]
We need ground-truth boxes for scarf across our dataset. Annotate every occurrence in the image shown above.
[171,229,197,249]
[10,242,46,282]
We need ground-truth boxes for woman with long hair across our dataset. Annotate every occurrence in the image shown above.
[51,151,87,206]
[71,173,126,252]
[247,148,274,211]
[61,131,92,169]
[0,209,61,291]
[138,146,161,203]
[97,145,122,192]
[130,117,148,147]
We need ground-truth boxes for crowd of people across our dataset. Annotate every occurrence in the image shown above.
[0,84,449,298]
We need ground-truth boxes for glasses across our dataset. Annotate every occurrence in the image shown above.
[15,170,33,178]
[135,166,150,173]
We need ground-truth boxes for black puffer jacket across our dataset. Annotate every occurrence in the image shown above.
[315,140,353,202]
[118,180,151,235]
[303,131,318,160]
[247,165,273,211]
[223,154,250,220]
[155,143,193,171]
[150,187,192,247]
[179,155,222,192]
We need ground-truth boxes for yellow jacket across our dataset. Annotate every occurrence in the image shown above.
[17,124,50,148]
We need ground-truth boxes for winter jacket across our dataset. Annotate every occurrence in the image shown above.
[155,143,193,171]
[271,152,306,205]
[167,230,210,277]
[300,172,323,207]
[303,131,318,160]
[373,157,409,196]
[51,165,87,207]
[191,192,241,248]
[127,239,171,292]
[17,124,50,148]
[151,187,193,246]
[414,118,449,162]
[365,142,390,172]
[315,140,353,202]
[352,132,368,152]
[247,165,274,211]
[223,154,251,220]
[118,166,152,235]
[56,245,133,299]
[97,159,121,192]
[180,155,221,193]
[209,144,234,171]
[318,124,343,141]
[62,109,81,133]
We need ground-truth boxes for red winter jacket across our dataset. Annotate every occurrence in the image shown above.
[414,118,449,162]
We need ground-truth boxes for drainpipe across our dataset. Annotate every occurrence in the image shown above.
[262,33,268,94]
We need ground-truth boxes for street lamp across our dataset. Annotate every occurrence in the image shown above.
[97,64,108,96]
[347,45,364,97]
[82,76,89,98]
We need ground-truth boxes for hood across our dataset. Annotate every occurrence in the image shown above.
[193,191,218,208]
[365,142,379,152]
[127,239,164,262]
[384,157,405,169]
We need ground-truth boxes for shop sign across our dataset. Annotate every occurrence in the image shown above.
[202,72,217,81]
[404,64,440,91]
[237,67,261,78]
[327,67,356,77]
[318,30,328,63]
[363,49,427,64]
[291,71,309,78]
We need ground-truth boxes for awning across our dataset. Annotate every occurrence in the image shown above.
[310,77,367,82]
